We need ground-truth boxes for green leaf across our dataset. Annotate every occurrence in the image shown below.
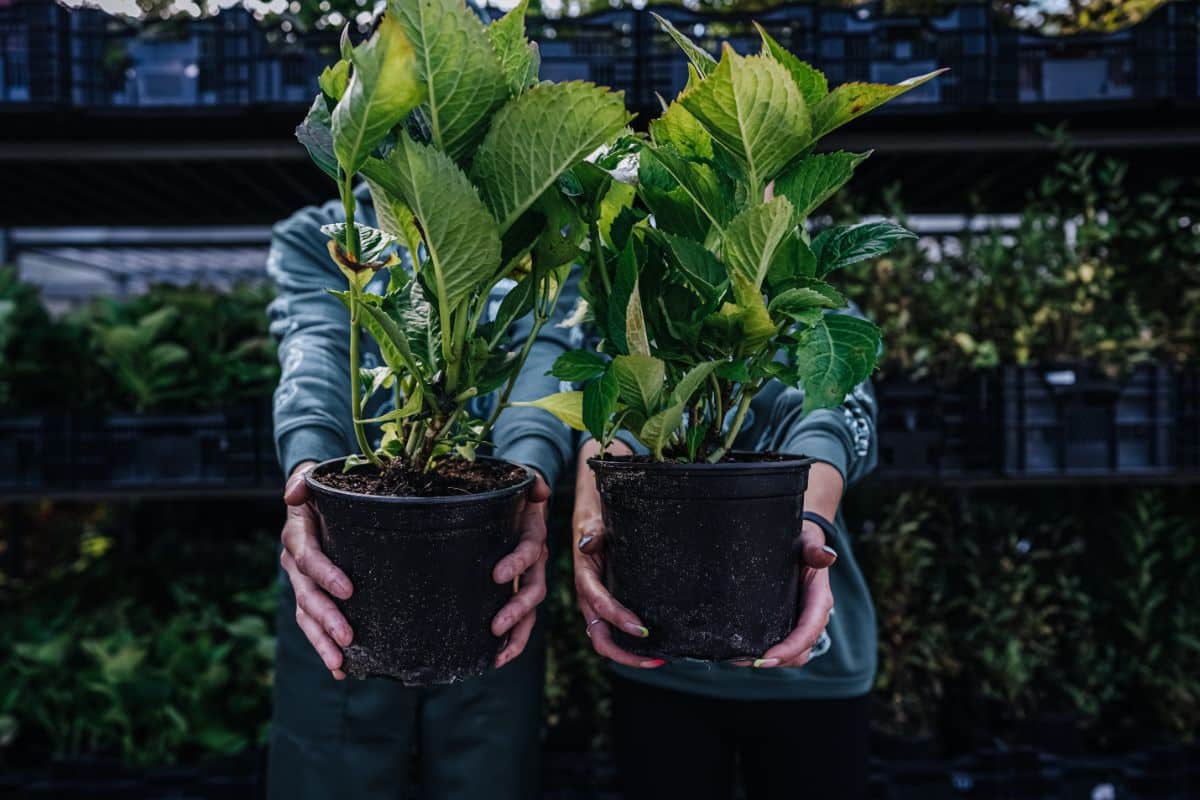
[320,222,397,263]
[754,23,827,108]
[639,401,685,459]
[606,242,638,354]
[648,101,713,161]
[552,352,609,383]
[680,47,810,195]
[356,299,422,377]
[810,69,947,140]
[366,179,423,259]
[367,136,501,314]
[670,361,718,406]
[331,13,424,173]
[473,81,631,232]
[773,151,870,219]
[514,391,586,431]
[493,273,537,334]
[551,350,609,382]
[296,95,339,181]
[729,274,777,349]
[768,279,846,316]
[795,313,881,413]
[660,232,726,299]
[487,0,539,94]
[811,221,915,277]
[723,196,796,290]
[393,0,509,161]
[625,274,650,357]
[637,152,712,241]
[642,145,730,231]
[583,368,619,441]
[612,354,665,414]
[652,13,716,79]
[318,59,350,101]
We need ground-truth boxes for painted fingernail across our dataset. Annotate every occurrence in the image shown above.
[622,623,650,638]
[578,535,594,551]
[753,658,780,668]
[640,659,665,668]
[821,545,838,561]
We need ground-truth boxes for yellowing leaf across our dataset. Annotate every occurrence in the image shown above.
[514,392,586,431]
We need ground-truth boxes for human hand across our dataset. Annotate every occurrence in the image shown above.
[280,461,354,680]
[490,472,552,669]
[572,439,665,670]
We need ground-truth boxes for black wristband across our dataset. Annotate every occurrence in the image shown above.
[802,510,838,548]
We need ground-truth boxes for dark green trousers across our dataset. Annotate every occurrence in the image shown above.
[267,566,545,800]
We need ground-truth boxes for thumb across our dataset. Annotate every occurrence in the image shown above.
[284,463,316,506]
[795,521,837,569]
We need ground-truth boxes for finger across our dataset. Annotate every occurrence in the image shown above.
[282,516,353,600]
[492,554,547,637]
[757,574,833,667]
[587,617,663,670]
[283,550,354,648]
[526,474,552,504]
[575,511,605,555]
[575,560,648,640]
[494,520,547,584]
[494,610,536,669]
[796,521,837,569]
[284,463,316,506]
[295,606,345,677]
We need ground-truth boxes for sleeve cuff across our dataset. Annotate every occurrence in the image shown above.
[277,426,348,478]
[496,434,565,489]
[783,428,850,485]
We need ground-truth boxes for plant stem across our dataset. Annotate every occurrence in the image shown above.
[707,385,757,463]
[480,274,563,441]
[348,294,381,468]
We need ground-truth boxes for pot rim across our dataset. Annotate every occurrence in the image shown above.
[305,455,534,505]
[588,450,814,474]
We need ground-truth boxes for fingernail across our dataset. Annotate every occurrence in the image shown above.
[337,626,353,646]
[578,535,594,551]
[821,545,838,561]
[335,579,352,597]
[640,659,665,668]
[753,658,780,668]
[496,565,513,582]
[622,623,650,638]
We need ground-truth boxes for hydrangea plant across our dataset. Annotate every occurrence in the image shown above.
[524,17,943,461]
[295,0,629,471]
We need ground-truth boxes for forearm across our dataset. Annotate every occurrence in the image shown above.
[803,461,844,520]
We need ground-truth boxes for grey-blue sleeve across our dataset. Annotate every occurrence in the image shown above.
[488,271,582,488]
[267,200,356,477]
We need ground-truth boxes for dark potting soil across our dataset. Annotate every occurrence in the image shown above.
[600,451,796,465]
[313,458,525,498]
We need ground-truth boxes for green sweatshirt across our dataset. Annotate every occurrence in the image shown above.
[266,190,578,488]
[607,357,880,701]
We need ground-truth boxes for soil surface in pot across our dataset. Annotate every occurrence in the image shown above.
[605,452,793,464]
[313,458,525,497]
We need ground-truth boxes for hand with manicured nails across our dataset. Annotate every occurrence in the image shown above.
[744,461,842,668]
[280,460,551,680]
[573,439,666,670]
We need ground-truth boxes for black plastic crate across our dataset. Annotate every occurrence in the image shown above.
[1000,364,1176,476]
[66,405,264,490]
[0,415,49,490]
[1181,368,1200,472]
[874,373,1000,478]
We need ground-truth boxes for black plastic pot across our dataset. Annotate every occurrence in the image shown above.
[305,456,533,685]
[588,453,813,661]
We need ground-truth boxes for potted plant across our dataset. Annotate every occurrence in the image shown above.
[525,18,941,661]
[293,0,629,683]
